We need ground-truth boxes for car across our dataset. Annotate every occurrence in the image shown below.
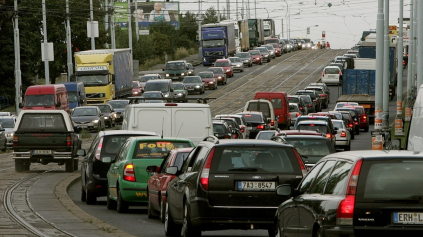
[298,94,315,113]
[332,119,352,150]
[288,103,303,126]
[186,63,195,76]
[106,137,195,213]
[0,116,15,149]
[228,57,244,72]
[290,40,298,51]
[272,133,335,166]
[254,92,291,130]
[107,100,129,124]
[138,74,162,92]
[279,40,288,53]
[255,130,281,140]
[144,79,174,100]
[212,121,236,139]
[328,62,344,71]
[343,53,358,58]
[146,147,193,222]
[269,43,282,56]
[308,112,338,120]
[337,110,356,139]
[212,117,242,139]
[308,82,330,100]
[213,59,234,78]
[133,91,165,103]
[214,114,249,139]
[288,95,307,115]
[344,105,370,132]
[295,120,337,147]
[71,106,105,132]
[198,71,217,90]
[182,76,205,95]
[321,66,343,85]
[164,138,307,237]
[274,150,423,237]
[78,130,159,204]
[335,107,361,135]
[255,47,271,62]
[236,111,270,139]
[132,80,142,97]
[262,44,276,59]
[249,50,263,65]
[0,112,16,120]
[163,60,190,81]
[91,103,116,128]
[172,82,188,102]
[295,90,322,112]
[244,99,278,130]
[294,115,336,135]
[0,122,6,151]
[234,52,253,67]
[280,39,291,53]
[305,86,329,109]
[206,67,227,85]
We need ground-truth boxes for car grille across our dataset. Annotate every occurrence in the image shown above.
[186,85,195,89]
[167,73,181,77]
[74,121,90,124]
[205,51,223,56]
[87,93,105,98]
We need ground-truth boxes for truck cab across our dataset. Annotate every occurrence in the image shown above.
[21,84,70,113]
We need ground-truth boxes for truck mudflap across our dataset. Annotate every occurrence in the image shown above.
[13,151,73,159]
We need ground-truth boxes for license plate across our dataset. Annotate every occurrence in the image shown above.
[238,181,276,191]
[393,212,423,224]
[172,77,179,80]
[248,126,252,130]
[79,125,87,128]
[33,150,52,155]
[362,104,371,108]
[328,75,337,78]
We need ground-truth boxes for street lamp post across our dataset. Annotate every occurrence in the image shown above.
[285,1,304,40]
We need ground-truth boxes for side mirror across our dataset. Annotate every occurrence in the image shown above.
[166,166,178,175]
[76,149,86,156]
[79,98,84,105]
[162,68,165,71]
[101,157,112,163]
[112,75,116,84]
[146,165,158,172]
[0,127,4,132]
[275,184,293,196]
[56,101,61,108]
[19,103,23,108]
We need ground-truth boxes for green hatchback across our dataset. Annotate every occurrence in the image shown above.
[106,137,194,213]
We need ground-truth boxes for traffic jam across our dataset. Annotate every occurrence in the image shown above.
[5,34,423,237]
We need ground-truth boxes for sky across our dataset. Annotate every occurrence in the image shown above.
[175,0,411,49]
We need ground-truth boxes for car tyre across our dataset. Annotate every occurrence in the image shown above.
[182,203,201,237]
[81,186,87,202]
[160,200,166,223]
[106,189,117,210]
[147,192,159,219]
[165,201,182,236]
[351,131,355,140]
[117,187,128,213]
[85,188,96,205]
[364,126,369,132]
[356,129,360,135]
[73,158,79,171]
[344,142,351,151]
[15,160,23,172]
[65,159,74,172]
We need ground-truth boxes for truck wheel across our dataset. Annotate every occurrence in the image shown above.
[65,159,74,172]
[74,159,79,171]
[15,160,23,172]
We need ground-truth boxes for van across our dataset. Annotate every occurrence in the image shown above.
[254,92,290,129]
[21,84,70,113]
[243,99,278,129]
[143,79,174,99]
[163,60,189,81]
[121,103,213,145]
[59,82,86,109]
[408,84,423,152]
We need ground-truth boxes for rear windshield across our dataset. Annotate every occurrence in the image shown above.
[332,120,344,129]
[289,105,299,112]
[0,118,15,128]
[284,138,332,163]
[213,124,226,134]
[18,113,67,132]
[297,124,328,134]
[241,114,263,123]
[357,159,423,201]
[101,135,134,156]
[133,141,193,159]
[325,68,340,74]
[211,146,299,174]
[288,97,300,104]
[256,132,276,140]
[300,95,312,103]
[338,109,359,118]
[296,91,316,99]
[246,102,271,118]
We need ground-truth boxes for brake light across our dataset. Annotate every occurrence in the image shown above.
[233,134,238,138]
[123,164,136,182]
[326,133,331,138]
[348,123,353,128]
[66,135,72,147]
[300,107,303,110]
[339,70,342,76]
[336,159,362,225]
[322,70,325,77]
[320,94,326,97]
[271,120,274,126]
[293,148,307,176]
[95,137,104,161]
[296,112,300,117]
[13,135,18,147]
[308,104,312,107]
[354,121,358,125]
[224,135,231,139]
[341,131,346,137]
[200,148,215,190]
[257,125,265,129]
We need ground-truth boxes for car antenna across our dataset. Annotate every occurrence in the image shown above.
[161,117,164,139]
[176,122,183,139]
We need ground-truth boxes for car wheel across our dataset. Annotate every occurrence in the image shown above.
[81,186,86,202]
[345,142,351,151]
[73,159,79,171]
[351,132,355,140]
[1,141,6,152]
[364,126,369,132]
[85,187,96,205]
[164,200,182,236]
[15,160,23,172]
[160,200,166,223]
[356,128,360,135]
[147,192,158,219]
[117,187,128,213]
[106,188,117,210]
[260,62,263,65]
[65,159,74,172]
[182,203,201,237]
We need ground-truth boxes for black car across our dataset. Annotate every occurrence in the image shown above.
[295,90,322,112]
[212,117,242,139]
[212,121,236,139]
[335,107,361,135]
[298,94,315,113]
[237,111,270,138]
[274,150,423,237]
[164,138,307,237]
[107,100,129,124]
[182,76,205,94]
[305,86,329,109]
[78,130,158,204]
[92,103,116,128]
[288,95,307,114]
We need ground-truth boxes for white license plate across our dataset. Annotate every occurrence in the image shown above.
[328,75,337,78]
[248,126,252,130]
[393,212,423,224]
[115,114,120,118]
[33,150,52,155]
[238,181,276,191]
[79,125,87,128]
[172,77,179,80]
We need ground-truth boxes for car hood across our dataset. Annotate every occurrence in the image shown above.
[202,78,215,82]
[174,89,186,93]
[231,63,243,66]
[71,116,99,122]
[184,83,202,86]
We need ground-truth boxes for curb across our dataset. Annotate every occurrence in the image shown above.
[55,173,137,237]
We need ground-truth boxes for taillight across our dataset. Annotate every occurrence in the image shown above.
[289,112,291,116]
[13,135,18,147]
[271,120,274,126]
[257,125,264,129]
[123,164,136,182]
[336,159,363,225]
[234,134,238,138]
[339,70,342,76]
[200,148,215,191]
[293,148,307,176]
[308,104,312,107]
[320,94,326,97]
[363,115,367,120]
[354,121,358,125]
[322,70,325,77]
[224,135,231,139]
[66,135,72,147]
[348,123,353,128]
[326,133,331,138]
[95,137,104,161]
[300,107,303,110]
[341,131,346,137]
[296,112,300,117]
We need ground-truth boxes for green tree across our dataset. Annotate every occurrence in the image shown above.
[202,7,227,24]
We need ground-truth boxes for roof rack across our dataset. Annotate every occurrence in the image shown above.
[203,135,219,144]
[127,97,216,104]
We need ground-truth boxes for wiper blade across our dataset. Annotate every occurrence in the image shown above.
[227,168,258,171]
[374,198,422,203]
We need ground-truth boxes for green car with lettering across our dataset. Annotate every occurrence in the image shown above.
[106,137,194,213]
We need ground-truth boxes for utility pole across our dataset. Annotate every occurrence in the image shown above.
[375,0,384,131]
[90,0,95,50]
[217,0,220,22]
[236,0,238,20]
[227,0,230,19]
[111,0,116,49]
[135,0,139,41]
[397,0,404,117]
[14,0,22,114]
[417,0,423,90]
[42,0,49,84]
[105,0,109,48]
[66,0,73,82]
[128,0,133,79]
[382,0,389,129]
[254,0,256,18]
[406,0,414,121]
[241,0,244,20]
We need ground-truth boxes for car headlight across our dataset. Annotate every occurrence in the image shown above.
[181,73,185,76]
[218,76,222,79]
[226,69,231,72]
[165,74,170,77]
[164,94,169,97]
[177,93,183,96]
[209,81,214,84]
[195,85,200,88]
[104,116,109,119]
[133,91,139,94]
[6,132,13,137]
[92,119,99,123]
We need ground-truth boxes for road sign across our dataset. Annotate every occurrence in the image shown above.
[139,30,149,35]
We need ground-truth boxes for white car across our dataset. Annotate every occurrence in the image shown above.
[321,66,343,85]
[228,57,244,73]
[332,119,351,151]
[288,103,303,126]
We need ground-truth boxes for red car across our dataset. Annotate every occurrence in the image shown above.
[198,71,218,90]
[249,50,263,65]
[213,59,234,78]
[146,147,193,222]
[132,81,142,96]
[206,67,227,85]
[269,43,282,56]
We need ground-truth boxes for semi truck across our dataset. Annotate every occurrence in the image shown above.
[263,19,275,40]
[201,22,236,66]
[73,49,133,104]
[248,19,264,47]
[220,20,250,53]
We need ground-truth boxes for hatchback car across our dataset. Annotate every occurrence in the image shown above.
[164,138,307,237]
[345,105,370,131]
[305,86,329,109]
[198,71,217,90]
[337,110,356,139]
[212,117,241,139]
[228,57,244,72]
[256,47,271,62]
[135,91,165,103]
[71,106,105,132]
[295,90,322,112]
[106,137,194,213]
[332,119,351,150]
[321,65,343,85]
[206,67,227,85]
[91,103,116,128]
[249,50,263,65]
[146,147,193,222]
[78,130,159,204]
[235,52,253,67]
[269,43,282,56]
[274,150,423,237]
[213,59,234,78]
[263,44,276,59]
[132,80,142,97]
[299,94,315,113]
[212,121,236,139]
[182,76,205,95]
[288,95,307,115]
[237,111,269,139]
[107,100,129,124]
[172,82,188,102]
[0,116,15,149]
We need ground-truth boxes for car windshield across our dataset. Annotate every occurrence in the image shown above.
[133,141,192,159]
[256,132,276,140]
[211,147,299,174]
[183,77,202,83]
[140,76,156,82]
[145,82,169,92]
[67,91,78,103]
[0,118,14,128]
[325,68,340,74]
[297,124,328,134]
[229,58,241,63]
[264,45,274,50]
[249,51,260,55]
[18,113,67,132]
[202,39,225,48]
[214,61,230,67]
[257,48,267,53]
[165,62,185,70]
[132,82,139,88]
[199,73,214,78]
[72,108,98,117]
[270,43,279,48]
[284,138,332,163]
[213,124,227,134]
[77,75,108,86]
[143,92,162,98]
[24,94,55,107]
[300,95,312,103]
[296,91,316,99]
[236,53,250,58]
[241,114,263,123]
[96,105,111,113]
[207,68,223,74]
[107,101,128,109]
[173,84,185,90]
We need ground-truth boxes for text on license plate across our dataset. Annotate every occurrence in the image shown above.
[33,150,52,155]
[238,181,276,191]
[394,212,423,224]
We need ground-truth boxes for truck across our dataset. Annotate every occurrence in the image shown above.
[201,22,236,66]
[13,110,82,172]
[248,19,264,47]
[219,19,250,53]
[263,19,275,40]
[73,49,133,104]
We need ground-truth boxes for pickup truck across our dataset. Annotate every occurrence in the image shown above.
[13,110,81,172]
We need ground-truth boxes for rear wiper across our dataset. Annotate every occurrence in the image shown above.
[373,196,423,203]
[227,168,258,171]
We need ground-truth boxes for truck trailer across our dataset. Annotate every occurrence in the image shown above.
[201,22,236,66]
[263,19,275,40]
[73,49,133,104]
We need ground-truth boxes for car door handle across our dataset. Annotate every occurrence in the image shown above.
[112,167,118,170]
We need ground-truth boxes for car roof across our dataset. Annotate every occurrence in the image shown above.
[99,130,159,137]
[297,120,328,125]
[75,106,98,109]
[237,111,264,115]
[282,135,329,140]
[323,150,423,162]
[324,66,341,69]
[278,130,324,136]
[201,138,291,147]
[128,136,193,143]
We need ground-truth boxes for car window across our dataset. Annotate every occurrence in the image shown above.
[101,135,132,155]
[247,102,271,118]
[297,124,328,134]
[87,134,100,158]
[181,146,202,172]
[324,161,353,195]
[133,141,192,159]
[191,147,210,172]
[298,161,325,193]
[285,139,332,163]
[325,68,340,74]
[309,160,336,193]
[270,98,283,109]
[18,113,67,132]
[116,140,131,162]
[173,151,190,171]
[159,152,173,173]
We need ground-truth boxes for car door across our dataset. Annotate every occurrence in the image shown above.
[108,140,131,199]
[150,152,173,209]
[82,134,99,187]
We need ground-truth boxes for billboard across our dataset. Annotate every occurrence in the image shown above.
[114,2,180,29]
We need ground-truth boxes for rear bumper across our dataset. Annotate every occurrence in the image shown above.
[335,140,349,146]
[354,226,423,237]
[324,225,354,236]
[321,78,341,85]
[13,151,73,159]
